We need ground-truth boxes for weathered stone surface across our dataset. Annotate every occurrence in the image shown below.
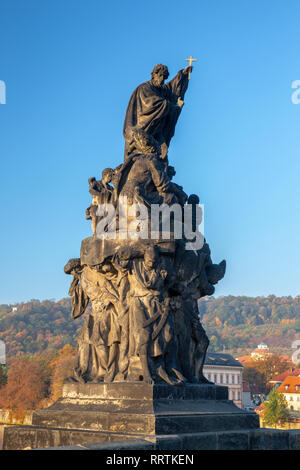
[80,237,176,267]
[3,382,259,449]
[83,439,155,450]
[30,382,255,436]
[253,429,290,450]
[217,430,249,450]
[181,431,218,450]
[62,382,229,401]
[3,426,37,450]
[29,409,258,437]
[26,429,300,451]
[3,426,142,450]
[288,430,300,450]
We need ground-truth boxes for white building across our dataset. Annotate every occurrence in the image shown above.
[257,342,269,350]
[251,342,272,361]
[203,353,243,408]
[278,376,300,412]
[242,382,255,409]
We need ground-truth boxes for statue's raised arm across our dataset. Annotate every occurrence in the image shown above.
[164,65,193,101]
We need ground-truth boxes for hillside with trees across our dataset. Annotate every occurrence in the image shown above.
[199,295,300,357]
[0,345,76,419]
[0,298,84,359]
[0,295,299,360]
[0,296,299,417]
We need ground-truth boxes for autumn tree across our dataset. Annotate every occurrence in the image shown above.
[243,355,293,394]
[262,388,289,428]
[208,335,220,352]
[252,355,293,389]
[49,344,76,402]
[0,364,8,387]
[243,366,266,395]
[0,357,49,418]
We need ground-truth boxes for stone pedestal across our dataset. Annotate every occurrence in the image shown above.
[3,382,259,450]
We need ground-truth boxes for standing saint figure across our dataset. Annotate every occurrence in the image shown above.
[85,168,114,235]
[123,64,193,160]
[128,246,184,385]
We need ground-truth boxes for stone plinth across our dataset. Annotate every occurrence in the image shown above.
[3,382,259,450]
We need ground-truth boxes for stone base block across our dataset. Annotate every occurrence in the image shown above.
[3,382,259,450]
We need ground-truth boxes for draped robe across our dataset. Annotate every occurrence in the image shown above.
[123,69,189,157]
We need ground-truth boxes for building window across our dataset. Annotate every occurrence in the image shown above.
[232,375,235,384]
[237,375,241,384]
[226,374,229,384]
[220,374,223,384]
[208,373,211,381]
[214,374,217,383]
[238,391,241,400]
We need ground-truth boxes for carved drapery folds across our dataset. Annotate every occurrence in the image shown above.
[65,65,226,385]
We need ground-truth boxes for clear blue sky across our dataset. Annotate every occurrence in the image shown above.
[0,0,299,304]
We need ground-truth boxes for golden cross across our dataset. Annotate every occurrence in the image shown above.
[185,55,196,79]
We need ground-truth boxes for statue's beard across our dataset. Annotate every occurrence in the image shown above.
[151,79,164,88]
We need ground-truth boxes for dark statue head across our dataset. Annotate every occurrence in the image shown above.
[144,245,159,270]
[117,247,131,267]
[167,165,176,180]
[102,168,114,184]
[64,258,81,275]
[88,176,96,185]
[151,64,169,87]
[188,194,200,205]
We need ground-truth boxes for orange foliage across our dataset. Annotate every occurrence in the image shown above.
[0,357,49,416]
[280,318,296,325]
[245,354,294,391]
[49,345,76,402]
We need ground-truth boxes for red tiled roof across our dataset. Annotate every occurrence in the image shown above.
[237,356,253,364]
[269,368,300,384]
[278,376,300,394]
[254,404,264,415]
[280,355,292,362]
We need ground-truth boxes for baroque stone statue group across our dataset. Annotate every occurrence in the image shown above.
[64,62,226,386]
[4,60,266,452]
